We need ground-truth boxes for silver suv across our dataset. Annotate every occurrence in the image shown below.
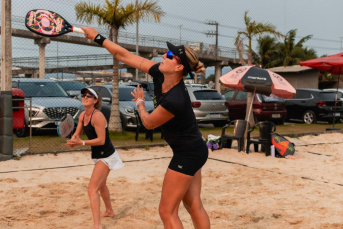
[186,86,229,127]
[12,78,83,132]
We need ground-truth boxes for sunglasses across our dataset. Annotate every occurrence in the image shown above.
[166,50,181,64]
[81,93,95,99]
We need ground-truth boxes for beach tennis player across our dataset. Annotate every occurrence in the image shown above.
[81,27,210,228]
[66,88,124,229]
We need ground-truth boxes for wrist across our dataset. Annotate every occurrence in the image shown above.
[136,98,145,107]
[94,34,106,46]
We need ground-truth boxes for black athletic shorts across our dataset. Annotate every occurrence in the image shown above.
[168,140,208,176]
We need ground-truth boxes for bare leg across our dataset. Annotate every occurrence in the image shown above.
[99,183,115,218]
[88,161,111,229]
[159,169,193,229]
[182,169,210,229]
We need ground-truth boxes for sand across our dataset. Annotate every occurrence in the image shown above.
[1,132,343,229]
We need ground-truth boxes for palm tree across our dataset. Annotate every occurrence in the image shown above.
[75,0,164,131]
[265,29,316,67]
[252,35,279,68]
[282,29,314,66]
[235,11,284,126]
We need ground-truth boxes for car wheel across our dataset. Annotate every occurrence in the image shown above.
[14,128,26,137]
[277,119,285,125]
[303,110,317,124]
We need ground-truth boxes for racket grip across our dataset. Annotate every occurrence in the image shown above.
[72,26,84,34]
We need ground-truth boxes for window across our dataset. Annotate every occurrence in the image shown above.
[18,82,68,97]
[296,91,312,99]
[193,90,223,100]
[100,88,111,99]
[222,90,235,100]
[235,91,247,101]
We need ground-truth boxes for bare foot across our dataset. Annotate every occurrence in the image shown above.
[101,210,115,218]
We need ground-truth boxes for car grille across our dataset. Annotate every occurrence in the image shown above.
[43,107,79,119]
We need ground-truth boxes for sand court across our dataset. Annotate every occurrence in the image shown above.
[1,133,343,228]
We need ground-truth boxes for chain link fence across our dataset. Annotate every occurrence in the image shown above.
[4,0,341,155]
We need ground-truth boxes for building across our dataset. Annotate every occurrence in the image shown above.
[268,65,319,89]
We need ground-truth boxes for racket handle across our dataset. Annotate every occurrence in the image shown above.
[72,26,84,34]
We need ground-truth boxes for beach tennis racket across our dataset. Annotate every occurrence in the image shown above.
[25,9,84,37]
[57,114,75,138]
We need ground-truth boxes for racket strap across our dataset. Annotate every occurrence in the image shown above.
[94,34,106,46]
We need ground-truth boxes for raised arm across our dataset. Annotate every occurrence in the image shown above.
[81,27,157,74]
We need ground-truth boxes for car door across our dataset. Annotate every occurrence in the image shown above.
[285,90,312,119]
[232,90,249,120]
[222,90,237,120]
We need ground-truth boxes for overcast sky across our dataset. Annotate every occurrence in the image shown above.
[3,0,343,76]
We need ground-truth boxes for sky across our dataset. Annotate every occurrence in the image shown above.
[2,0,343,77]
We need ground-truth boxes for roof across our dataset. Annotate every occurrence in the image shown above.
[268,65,316,73]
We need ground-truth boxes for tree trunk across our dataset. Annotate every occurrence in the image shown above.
[108,27,122,132]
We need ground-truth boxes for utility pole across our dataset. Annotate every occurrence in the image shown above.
[179,25,183,45]
[135,0,139,81]
[340,37,343,52]
[205,20,219,57]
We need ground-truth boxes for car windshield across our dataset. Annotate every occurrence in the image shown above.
[193,90,223,100]
[18,82,69,97]
[319,92,338,100]
[107,87,153,101]
[58,81,85,90]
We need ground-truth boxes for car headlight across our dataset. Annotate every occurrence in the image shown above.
[29,107,40,117]
[124,107,135,114]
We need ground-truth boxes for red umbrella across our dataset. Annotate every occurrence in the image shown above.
[300,53,343,130]
[300,53,343,74]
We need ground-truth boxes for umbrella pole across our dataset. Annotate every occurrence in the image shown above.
[243,87,256,153]
[327,67,341,131]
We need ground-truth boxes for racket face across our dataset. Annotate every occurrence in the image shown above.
[57,114,75,138]
[25,9,72,37]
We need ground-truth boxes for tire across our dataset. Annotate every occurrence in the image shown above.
[303,110,317,124]
[277,119,285,125]
[14,124,27,137]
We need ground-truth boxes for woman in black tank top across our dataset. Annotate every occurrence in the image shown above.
[66,88,123,229]
[81,27,210,228]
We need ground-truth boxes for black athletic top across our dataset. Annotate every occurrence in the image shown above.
[149,63,204,152]
[83,109,115,159]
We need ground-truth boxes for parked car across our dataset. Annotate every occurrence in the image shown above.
[284,89,343,124]
[186,86,229,127]
[12,78,84,133]
[222,90,287,124]
[56,80,86,99]
[88,85,155,130]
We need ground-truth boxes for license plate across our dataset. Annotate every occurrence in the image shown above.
[210,114,221,118]
[335,113,340,117]
[55,120,60,125]
[272,114,281,118]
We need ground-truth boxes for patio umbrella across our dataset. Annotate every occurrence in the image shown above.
[220,65,296,151]
[300,53,343,130]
